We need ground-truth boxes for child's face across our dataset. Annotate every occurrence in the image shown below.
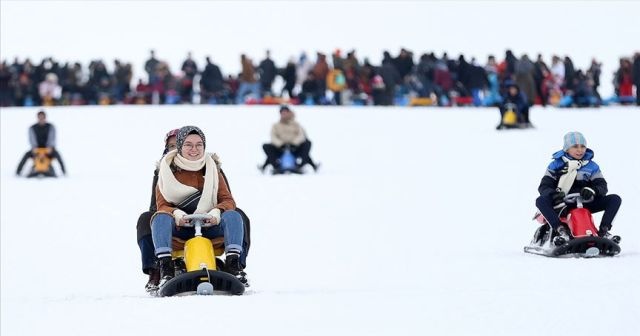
[566,144,586,159]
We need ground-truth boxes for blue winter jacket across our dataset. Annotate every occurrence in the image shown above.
[538,149,608,197]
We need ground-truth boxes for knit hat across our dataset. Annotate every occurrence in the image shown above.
[176,126,206,151]
[563,131,587,151]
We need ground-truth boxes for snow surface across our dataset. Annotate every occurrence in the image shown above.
[1,105,639,335]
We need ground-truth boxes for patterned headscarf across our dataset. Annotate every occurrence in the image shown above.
[176,126,206,152]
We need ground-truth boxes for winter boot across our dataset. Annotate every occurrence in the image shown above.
[144,267,160,293]
[598,225,611,238]
[257,164,266,174]
[598,225,621,244]
[158,256,175,287]
[553,226,570,246]
[225,252,249,287]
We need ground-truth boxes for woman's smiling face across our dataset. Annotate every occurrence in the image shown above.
[180,134,204,161]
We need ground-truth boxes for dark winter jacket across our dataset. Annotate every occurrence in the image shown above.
[201,62,224,93]
[258,58,277,87]
[538,149,607,197]
[29,123,55,148]
[280,62,297,90]
[633,54,640,86]
[501,85,528,114]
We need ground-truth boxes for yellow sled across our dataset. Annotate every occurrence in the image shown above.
[158,214,245,296]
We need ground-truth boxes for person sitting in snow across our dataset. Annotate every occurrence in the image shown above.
[150,126,248,287]
[496,82,532,129]
[137,128,252,292]
[259,105,320,174]
[16,110,67,177]
[535,131,622,242]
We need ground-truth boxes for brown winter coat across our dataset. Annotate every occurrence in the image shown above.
[155,167,236,215]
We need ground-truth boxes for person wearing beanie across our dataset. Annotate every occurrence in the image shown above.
[150,125,249,288]
[16,110,67,177]
[535,131,622,242]
[259,105,320,174]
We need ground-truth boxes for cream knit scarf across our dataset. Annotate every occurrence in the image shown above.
[157,149,219,213]
[557,156,589,194]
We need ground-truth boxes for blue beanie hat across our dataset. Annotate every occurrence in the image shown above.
[563,131,587,151]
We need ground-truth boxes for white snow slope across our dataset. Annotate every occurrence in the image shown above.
[1,105,639,336]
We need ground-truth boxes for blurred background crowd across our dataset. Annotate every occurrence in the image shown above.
[1,49,638,108]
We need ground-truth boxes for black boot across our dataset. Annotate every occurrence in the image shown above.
[145,267,160,293]
[598,224,611,238]
[553,226,570,246]
[158,256,175,286]
[598,224,621,243]
[225,252,249,287]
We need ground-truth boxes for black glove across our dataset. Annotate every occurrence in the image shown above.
[580,187,595,200]
[552,191,565,204]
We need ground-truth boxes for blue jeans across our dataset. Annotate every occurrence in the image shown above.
[151,210,245,260]
[138,235,157,273]
[235,82,261,104]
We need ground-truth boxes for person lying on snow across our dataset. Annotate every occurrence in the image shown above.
[149,126,249,288]
[535,131,621,242]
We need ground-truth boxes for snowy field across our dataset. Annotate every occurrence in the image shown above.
[1,105,639,336]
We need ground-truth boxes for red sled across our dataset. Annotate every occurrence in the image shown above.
[525,193,621,257]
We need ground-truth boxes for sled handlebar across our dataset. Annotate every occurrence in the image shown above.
[564,192,594,207]
[182,214,215,236]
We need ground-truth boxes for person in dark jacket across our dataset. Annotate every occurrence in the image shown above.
[200,57,226,104]
[137,129,252,292]
[535,132,621,241]
[298,72,323,105]
[380,52,400,106]
[16,110,66,176]
[496,82,531,129]
[279,59,297,99]
[258,50,277,96]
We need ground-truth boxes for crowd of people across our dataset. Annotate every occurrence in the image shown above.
[1,49,639,108]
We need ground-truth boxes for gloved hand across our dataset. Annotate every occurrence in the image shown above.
[552,191,566,204]
[173,209,188,226]
[580,187,595,200]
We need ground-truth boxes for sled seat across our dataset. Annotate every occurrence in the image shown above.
[171,236,225,259]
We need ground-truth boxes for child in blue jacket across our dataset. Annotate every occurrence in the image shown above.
[535,132,622,240]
